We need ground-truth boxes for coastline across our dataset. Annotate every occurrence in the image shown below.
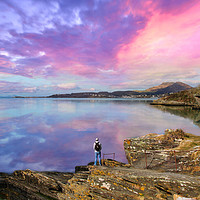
[1,161,200,200]
[150,100,200,110]
[150,100,192,106]
[150,87,200,110]
[1,160,199,200]
[1,130,200,199]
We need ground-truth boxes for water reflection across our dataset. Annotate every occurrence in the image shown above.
[151,105,200,128]
[0,98,200,173]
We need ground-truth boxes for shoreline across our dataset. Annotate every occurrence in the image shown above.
[1,130,200,199]
[1,161,200,200]
[151,100,200,109]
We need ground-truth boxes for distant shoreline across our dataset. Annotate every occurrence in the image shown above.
[3,81,193,99]
[13,95,159,99]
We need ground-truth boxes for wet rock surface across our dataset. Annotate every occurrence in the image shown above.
[0,160,200,200]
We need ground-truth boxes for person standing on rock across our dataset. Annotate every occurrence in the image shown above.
[93,138,102,166]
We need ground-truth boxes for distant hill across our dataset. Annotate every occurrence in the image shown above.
[47,82,192,98]
[144,82,192,94]
[47,91,140,98]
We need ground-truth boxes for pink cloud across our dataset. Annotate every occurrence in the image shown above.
[0,55,15,69]
[24,87,37,92]
[1,0,200,93]
[0,81,38,94]
[117,1,200,83]
[57,82,78,90]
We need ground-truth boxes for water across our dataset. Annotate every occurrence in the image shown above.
[0,98,199,173]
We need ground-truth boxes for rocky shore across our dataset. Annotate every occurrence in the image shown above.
[150,100,192,106]
[150,87,200,110]
[1,163,200,200]
[1,130,200,200]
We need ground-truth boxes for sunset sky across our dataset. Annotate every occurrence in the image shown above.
[0,0,200,96]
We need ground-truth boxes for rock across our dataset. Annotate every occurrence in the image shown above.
[0,169,74,200]
[151,86,200,108]
[0,130,199,199]
[1,165,200,199]
[124,129,200,175]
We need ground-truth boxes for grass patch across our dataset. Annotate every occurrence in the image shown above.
[155,129,200,150]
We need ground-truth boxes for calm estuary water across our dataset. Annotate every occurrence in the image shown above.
[0,98,200,173]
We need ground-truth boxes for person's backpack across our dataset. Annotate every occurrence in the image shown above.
[95,142,101,151]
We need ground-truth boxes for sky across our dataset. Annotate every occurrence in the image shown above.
[0,0,200,96]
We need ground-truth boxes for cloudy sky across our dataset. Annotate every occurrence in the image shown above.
[0,0,200,96]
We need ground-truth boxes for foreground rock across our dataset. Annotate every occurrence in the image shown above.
[1,162,200,200]
[124,129,200,175]
[1,129,199,199]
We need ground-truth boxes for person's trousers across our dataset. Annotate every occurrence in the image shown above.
[94,151,101,165]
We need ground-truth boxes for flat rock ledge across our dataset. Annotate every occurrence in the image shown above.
[0,163,200,200]
[150,98,200,110]
[124,129,200,175]
[150,100,193,106]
